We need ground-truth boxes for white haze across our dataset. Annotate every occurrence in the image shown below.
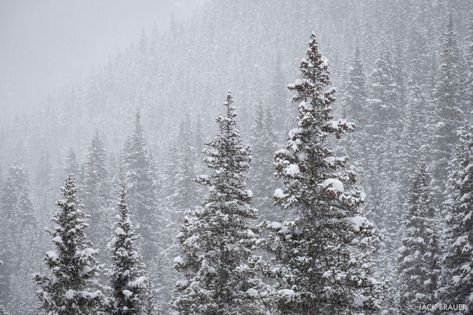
[0,0,205,121]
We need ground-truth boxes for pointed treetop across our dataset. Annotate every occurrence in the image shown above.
[220,91,237,125]
[224,90,233,106]
[444,14,458,45]
[354,46,362,65]
[135,110,142,129]
[132,110,145,143]
[119,181,127,207]
[289,32,331,103]
[448,13,454,32]
[63,173,77,197]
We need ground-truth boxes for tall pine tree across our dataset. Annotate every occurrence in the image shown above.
[464,14,473,113]
[35,174,103,314]
[341,47,368,170]
[249,103,278,221]
[440,125,473,308]
[398,163,440,314]
[264,33,380,314]
[109,184,154,315]
[431,17,465,205]
[173,92,270,315]
[82,131,111,252]
[122,111,159,262]
[366,47,404,311]
[0,164,36,311]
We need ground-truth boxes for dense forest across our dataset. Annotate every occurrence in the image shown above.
[1,0,473,314]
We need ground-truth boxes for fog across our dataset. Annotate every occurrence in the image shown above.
[0,0,203,121]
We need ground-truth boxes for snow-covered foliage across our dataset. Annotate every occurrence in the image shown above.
[431,17,466,204]
[440,125,473,308]
[248,104,279,221]
[263,33,381,314]
[173,92,271,314]
[82,131,111,260]
[34,175,103,314]
[0,164,38,313]
[122,111,159,262]
[108,184,154,314]
[363,44,406,312]
[398,162,440,314]
[340,48,368,170]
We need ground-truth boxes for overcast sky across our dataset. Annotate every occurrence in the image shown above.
[0,0,204,118]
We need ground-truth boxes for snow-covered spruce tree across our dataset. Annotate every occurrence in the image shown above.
[0,164,37,310]
[341,47,368,173]
[122,111,159,262]
[431,17,465,205]
[7,186,41,314]
[173,92,271,315]
[400,78,429,174]
[264,33,381,314]
[82,131,111,254]
[366,47,403,226]
[0,164,29,223]
[398,163,440,314]
[35,174,103,315]
[440,125,473,308]
[156,115,202,312]
[8,208,42,314]
[249,103,278,221]
[173,115,198,214]
[109,184,154,315]
[365,47,404,312]
[464,14,473,113]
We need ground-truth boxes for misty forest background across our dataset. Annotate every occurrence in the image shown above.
[1,0,473,314]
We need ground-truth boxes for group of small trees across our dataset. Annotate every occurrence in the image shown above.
[34,175,153,314]
[397,126,473,314]
[337,14,473,313]
[31,109,165,314]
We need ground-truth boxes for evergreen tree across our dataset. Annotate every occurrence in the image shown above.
[0,164,36,311]
[173,116,197,213]
[7,209,41,314]
[0,164,29,222]
[400,78,429,172]
[249,103,278,220]
[82,131,111,250]
[343,47,367,127]
[35,174,103,315]
[398,163,439,314]
[464,14,473,113]
[109,184,154,315]
[366,47,404,311]
[122,111,159,262]
[431,17,465,204]
[156,116,201,312]
[440,125,473,308]
[173,92,270,315]
[341,47,368,172]
[264,33,380,314]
